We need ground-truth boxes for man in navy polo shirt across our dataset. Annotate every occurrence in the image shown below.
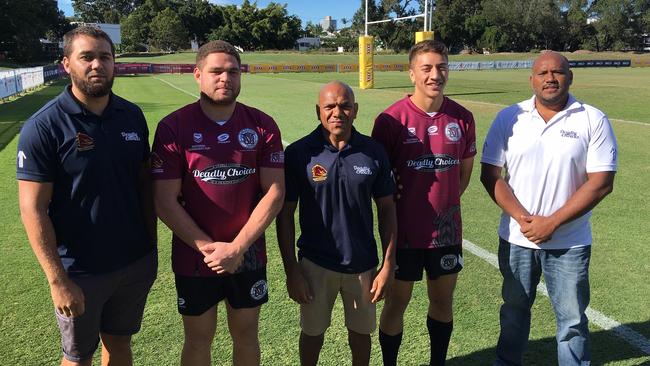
[17,26,156,366]
[276,81,397,366]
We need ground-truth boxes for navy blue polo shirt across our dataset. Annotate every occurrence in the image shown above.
[284,126,395,273]
[16,85,155,276]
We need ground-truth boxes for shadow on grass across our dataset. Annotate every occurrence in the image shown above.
[443,320,650,366]
[0,80,68,152]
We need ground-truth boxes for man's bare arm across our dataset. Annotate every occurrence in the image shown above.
[371,194,398,303]
[480,163,530,225]
[138,161,157,245]
[18,180,85,317]
[276,200,313,304]
[459,156,474,196]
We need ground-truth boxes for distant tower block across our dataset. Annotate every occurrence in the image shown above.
[320,15,337,32]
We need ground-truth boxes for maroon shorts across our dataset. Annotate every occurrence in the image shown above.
[55,251,157,362]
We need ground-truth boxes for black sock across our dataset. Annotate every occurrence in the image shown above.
[379,328,402,366]
[427,316,453,366]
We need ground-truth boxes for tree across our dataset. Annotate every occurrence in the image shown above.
[304,22,324,37]
[0,0,71,62]
[121,8,152,52]
[432,0,484,52]
[176,0,223,45]
[209,1,301,51]
[149,8,189,51]
[353,0,421,52]
[72,0,144,22]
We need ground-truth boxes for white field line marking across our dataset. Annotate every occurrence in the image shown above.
[463,239,650,355]
[152,76,291,146]
[152,71,650,354]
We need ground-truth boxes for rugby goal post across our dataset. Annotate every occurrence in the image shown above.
[359,0,434,89]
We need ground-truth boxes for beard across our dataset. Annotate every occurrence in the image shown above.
[200,86,240,107]
[70,71,114,98]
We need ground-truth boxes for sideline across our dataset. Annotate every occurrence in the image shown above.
[152,74,650,356]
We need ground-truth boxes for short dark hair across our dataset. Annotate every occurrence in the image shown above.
[408,40,448,66]
[196,40,241,69]
[63,26,115,58]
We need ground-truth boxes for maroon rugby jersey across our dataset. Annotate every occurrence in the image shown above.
[372,96,476,249]
[151,102,284,276]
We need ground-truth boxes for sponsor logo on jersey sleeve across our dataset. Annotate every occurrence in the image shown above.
[403,126,421,144]
[270,151,284,163]
[406,154,460,172]
[151,152,164,173]
[238,128,259,149]
[311,164,328,182]
[76,132,95,151]
[193,164,256,184]
[193,132,203,143]
[469,141,476,153]
[121,132,141,141]
[250,279,268,300]
[445,122,462,142]
[407,127,417,137]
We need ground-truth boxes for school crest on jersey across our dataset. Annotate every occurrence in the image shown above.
[238,128,258,149]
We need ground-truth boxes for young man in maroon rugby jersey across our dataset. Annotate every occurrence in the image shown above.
[371,40,477,366]
[151,40,285,366]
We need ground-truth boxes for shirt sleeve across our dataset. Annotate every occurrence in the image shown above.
[283,144,299,202]
[258,114,284,169]
[480,112,507,167]
[586,115,618,172]
[137,108,151,162]
[462,113,478,159]
[16,118,56,182]
[371,112,398,158]
[150,118,183,179]
[372,145,396,199]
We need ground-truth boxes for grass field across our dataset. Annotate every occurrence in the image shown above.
[1,66,649,365]
[117,50,650,65]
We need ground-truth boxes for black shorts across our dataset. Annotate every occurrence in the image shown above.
[395,246,463,281]
[175,268,268,316]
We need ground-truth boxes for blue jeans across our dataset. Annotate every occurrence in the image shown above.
[494,239,591,366]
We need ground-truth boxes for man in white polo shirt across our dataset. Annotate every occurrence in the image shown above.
[480,51,617,366]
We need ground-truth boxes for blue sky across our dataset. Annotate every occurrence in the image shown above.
[57,0,361,27]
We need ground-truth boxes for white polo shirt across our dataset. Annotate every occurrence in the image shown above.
[481,95,617,250]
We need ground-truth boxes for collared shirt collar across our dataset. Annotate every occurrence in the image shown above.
[58,84,121,116]
[307,125,363,151]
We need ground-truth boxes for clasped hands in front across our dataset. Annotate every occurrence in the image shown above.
[200,241,244,274]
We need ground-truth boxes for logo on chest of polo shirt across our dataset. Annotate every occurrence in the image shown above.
[445,122,462,142]
[121,132,141,141]
[311,164,328,182]
[353,165,373,175]
[406,154,460,172]
[193,164,256,184]
[238,128,258,149]
[560,129,579,139]
[76,132,95,151]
